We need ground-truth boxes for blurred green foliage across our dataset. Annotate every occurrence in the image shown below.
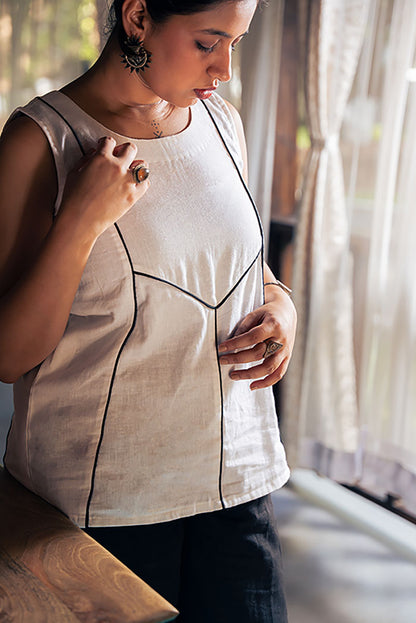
[0,0,101,126]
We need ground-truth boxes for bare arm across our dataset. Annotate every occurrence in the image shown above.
[0,117,148,382]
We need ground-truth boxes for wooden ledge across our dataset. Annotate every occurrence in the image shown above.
[0,467,178,622]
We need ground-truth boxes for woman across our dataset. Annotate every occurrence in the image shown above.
[0,0,296,620]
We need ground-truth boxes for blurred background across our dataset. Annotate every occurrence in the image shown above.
[0,0,415,621]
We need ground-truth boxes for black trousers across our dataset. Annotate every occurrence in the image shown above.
[85,494,288,623]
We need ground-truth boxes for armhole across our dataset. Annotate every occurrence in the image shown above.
[201,97,265,267]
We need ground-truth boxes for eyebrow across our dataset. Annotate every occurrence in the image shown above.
[198,28,249,39]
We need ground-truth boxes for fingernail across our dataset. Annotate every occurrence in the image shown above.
[230,371,240,380]
[218,345,227,353]
[220,357,229,365]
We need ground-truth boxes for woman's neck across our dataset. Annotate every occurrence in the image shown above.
[60,35,188,140]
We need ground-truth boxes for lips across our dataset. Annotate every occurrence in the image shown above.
[194,87,217,100]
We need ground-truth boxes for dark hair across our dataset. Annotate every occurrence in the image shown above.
[108,0,264,31]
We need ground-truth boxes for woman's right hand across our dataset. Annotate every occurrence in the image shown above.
[0,127,149,382]
[59,136,149,240]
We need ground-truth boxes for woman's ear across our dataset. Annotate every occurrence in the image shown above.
[121,0,150,39]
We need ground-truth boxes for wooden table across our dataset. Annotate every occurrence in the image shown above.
[0,467,178,622]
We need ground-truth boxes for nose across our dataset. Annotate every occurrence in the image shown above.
[208,49,232,83]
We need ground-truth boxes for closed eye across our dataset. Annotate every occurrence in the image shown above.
[231,35,244,51]
[196,32,246,55]
[196,40,240,54]
[196,41,218,53]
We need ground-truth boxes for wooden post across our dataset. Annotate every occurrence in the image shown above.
[267,0,299,285]
[271,0,299,226]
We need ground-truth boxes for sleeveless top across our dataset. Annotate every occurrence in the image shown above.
[4,91,289,528]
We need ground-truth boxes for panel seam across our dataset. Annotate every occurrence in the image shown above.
[133,248,261,310]
[30,101,139,526]
[201,98,267,507]
[85,223,138,527]
[214,308,225,509]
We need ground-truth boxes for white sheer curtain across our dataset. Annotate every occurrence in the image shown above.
[284,0,370,478]
[353,0,416,514]
[240,0,285,249]
[286,0,416,516]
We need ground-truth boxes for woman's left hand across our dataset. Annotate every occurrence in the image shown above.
[218,286,297,391]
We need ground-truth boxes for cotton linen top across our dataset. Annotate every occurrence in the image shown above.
[4,91,290,528]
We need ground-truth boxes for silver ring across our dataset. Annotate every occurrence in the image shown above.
[263,340,283,358]
[131,163,150,184]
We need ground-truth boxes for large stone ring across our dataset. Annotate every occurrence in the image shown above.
[263,339,283,358]
[131,163,150,183]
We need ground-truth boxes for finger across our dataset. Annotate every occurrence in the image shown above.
[113,141,138,160]
[97,135,117,156]
[249,359,289,391]
[233,309,263,337]
[218,324,273,354]
[129,159,148,174]
[219,342,266,365]
[129,159,146,168]
[228,354,287,384]
[75,147,96,171]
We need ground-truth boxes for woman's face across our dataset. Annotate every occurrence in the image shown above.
[140,0,258,107]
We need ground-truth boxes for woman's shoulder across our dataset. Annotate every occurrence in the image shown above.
[1,111,49,151]
[0,101,57,192]
[204,92,237,124]
[222,99,247,153]
[0,111,56,297]
[205,93,248,179]
[1,91,62,155]
[0,109,55,194]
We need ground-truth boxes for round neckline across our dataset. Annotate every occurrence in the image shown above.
[54,89,194,143]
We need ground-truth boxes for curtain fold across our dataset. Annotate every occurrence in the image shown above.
[240,0,285,250]
[357,0,416,514]
[285,0,370,478]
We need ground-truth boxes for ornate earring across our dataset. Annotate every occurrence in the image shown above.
[120,34,152,74]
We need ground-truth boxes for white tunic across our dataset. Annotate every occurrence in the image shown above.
[5,91,289,527]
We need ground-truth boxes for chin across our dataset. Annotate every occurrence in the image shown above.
[166,96,199,108]
[184,93,205,107]
[156,88,200,108]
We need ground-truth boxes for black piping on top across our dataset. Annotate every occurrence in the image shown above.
[133,247,261,310]
[30,95,265,523]
[38,97,86,156]
[84,223,138,527]
[201,99,266,508]
[37,96,139,527]
[201,99,265,301]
